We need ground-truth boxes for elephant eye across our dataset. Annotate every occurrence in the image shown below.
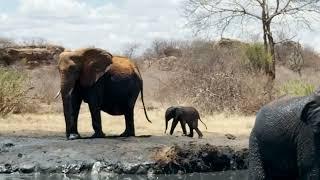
[69,65,80,72]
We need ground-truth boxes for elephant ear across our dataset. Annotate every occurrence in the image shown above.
[301,99,320,134]
[79,48,113,87]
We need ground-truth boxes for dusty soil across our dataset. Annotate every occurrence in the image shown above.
[0,133,248,175]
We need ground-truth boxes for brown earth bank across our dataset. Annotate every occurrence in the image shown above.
[0,134,248,175]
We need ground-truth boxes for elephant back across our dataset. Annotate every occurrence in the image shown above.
[263,95,313,115]
[109,56,137,77]
[253,95,313,139]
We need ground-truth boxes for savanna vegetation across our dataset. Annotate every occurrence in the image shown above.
[0,36,319,136]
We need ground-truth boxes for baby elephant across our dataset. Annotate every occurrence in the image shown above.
[165,106,207,138]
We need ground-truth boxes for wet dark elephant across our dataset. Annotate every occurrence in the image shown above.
[249,94,320,179]
[165,106,207,138]
[57,48,151,140]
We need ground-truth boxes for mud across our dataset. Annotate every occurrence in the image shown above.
[0,133,248,175]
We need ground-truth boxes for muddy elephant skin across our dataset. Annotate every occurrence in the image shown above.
[58,48,151,140]
[249,94,320,179]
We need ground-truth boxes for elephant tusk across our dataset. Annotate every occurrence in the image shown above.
[67,88,74,96]
[54,90,61,99]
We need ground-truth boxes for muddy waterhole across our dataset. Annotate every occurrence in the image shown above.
[0,170,247,180]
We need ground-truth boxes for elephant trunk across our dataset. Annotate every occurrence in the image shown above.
[60,72,76,136]
[165,107,176,134]
[165,117,168,133]
[164,110,173,134]
[60,73,75,97]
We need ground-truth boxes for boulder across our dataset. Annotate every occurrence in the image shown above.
[0,45,64,67]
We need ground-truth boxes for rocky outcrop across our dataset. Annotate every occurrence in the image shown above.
[216,38,248,49]
[163,47,182,58]
[0,45,64,68]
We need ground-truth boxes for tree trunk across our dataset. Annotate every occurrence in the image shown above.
[266,22,275,80]
[261,12,276,100]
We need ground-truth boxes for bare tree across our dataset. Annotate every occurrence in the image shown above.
[0,37,15,48]
[20,37,49,47]
[123,43,140,58]
[183,0,320,80]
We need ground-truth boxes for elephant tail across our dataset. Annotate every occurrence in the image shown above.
[199,118,207,130]
[135,64,152,123]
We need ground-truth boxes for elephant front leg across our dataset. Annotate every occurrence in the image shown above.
[187,122,194,137]
[120,109,135,137]
[248,134,266,180]
[63,93,82,140]
[89,105,105,138]
[170,118,179,135]
[180,120,187,136]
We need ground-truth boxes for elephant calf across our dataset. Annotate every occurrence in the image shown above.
[165,106,207,138]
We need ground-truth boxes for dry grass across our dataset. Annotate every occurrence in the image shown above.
[28,66,60,105]
[0,101,255,137]
[3,38,318,138]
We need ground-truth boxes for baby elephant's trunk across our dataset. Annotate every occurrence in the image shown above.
[164,107,175,133]
[165,117,169,133]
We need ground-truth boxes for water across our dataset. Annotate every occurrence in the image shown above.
[0,170,248,180]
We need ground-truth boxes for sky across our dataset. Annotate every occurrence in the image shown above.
[0,0,319,53]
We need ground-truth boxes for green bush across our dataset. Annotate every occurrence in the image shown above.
[279,80,315,96]
[0,68,29,116]
[243,43,271,72]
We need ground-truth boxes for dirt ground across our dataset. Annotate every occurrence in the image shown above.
[0,102,254,137]
[0,133,248,174]
[0,103,253,174]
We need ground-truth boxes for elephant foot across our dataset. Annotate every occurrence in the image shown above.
[91,132,106,138]
[67,133,81,140]
[120,131,135,137]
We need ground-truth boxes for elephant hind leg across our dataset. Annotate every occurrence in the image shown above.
[187,125,194,137]
[249,133,266,180]
[120,109,135,137]
[194,128,203,139]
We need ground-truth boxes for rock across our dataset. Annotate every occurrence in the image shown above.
[163,47,182,57]
[2,45,64,67]
[147,169,155,179]
[62,163,84,174]
[19,163,36,173]
[0,164,12,173]
[225,134,237,140]
[3,143,14,148]
[216,38,247,49]
[91,161,103,174]
[121,163,140,174]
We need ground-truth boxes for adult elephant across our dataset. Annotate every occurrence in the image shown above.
[57,48,151,140]
[249,94,320,179]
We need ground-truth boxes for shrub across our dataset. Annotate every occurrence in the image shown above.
[279,80,315,96]
[0,68,30,116]
[156,57,271,114]
[243,43,271,72]
[29,67,60,105]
